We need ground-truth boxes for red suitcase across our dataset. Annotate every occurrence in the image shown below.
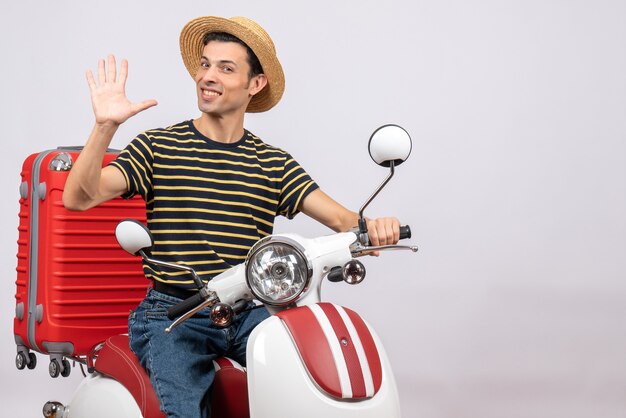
[14,147,147,377]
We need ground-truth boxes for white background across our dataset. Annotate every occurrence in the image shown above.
[1,1,625,417]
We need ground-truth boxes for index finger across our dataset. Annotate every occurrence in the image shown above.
[86,70,96,90]
[118,59,128,85]
[392,218,400,243]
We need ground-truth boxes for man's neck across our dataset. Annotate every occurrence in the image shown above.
[193,112,245,144]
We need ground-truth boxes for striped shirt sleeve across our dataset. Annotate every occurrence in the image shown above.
[108,133,154,201]
[277,153,319,219]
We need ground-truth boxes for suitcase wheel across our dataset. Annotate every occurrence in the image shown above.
[15,352,26,370]
[27,353,37,370]
[61,359,71,377]
[15,352,37,370]
[49,358,71,378]
[49,359,60,378]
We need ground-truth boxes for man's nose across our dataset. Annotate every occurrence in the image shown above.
[200,65,219,84]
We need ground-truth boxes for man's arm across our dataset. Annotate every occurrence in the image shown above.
[63,125,128,210]
[299,189,400,246]
[63,55,157,211]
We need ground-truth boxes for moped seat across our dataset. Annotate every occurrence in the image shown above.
[95,334,249,418]
[211,357,249,418]
[95,334,165,418]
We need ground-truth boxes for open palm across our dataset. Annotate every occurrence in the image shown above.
[87,55,157,126]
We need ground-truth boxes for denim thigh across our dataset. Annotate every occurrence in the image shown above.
[225,304,271,365]
[129,290,225,418]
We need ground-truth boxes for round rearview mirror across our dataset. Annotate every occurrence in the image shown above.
[368,124,412,167]
[115,219,154,256]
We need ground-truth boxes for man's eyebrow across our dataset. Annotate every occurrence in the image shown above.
[200,56,239,66]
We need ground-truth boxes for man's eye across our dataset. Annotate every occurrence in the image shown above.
[222,66,233,73]
[200,62,209,68]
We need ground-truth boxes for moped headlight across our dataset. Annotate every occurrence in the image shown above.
[245,237,311,306]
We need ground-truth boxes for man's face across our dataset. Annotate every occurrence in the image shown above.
[195,41,266,117]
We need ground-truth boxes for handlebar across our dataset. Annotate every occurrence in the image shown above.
[165,226,413,318]
[166,292,209,320]
[349,223,417,257]
[399,225,411,240]
[165,290,250,333]
[365,224,411,245]
[330,224,415,282]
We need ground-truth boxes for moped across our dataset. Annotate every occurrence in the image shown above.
[42,124,417,418]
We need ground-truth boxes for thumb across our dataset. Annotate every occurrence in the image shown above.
[130,99,158,116]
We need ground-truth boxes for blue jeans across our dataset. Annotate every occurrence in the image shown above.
[128,289,269,418]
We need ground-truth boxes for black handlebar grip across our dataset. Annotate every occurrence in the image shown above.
[399,225,411,240]
[166,292,206,320]
[327,266,344,283]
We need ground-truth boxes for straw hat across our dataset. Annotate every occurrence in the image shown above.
[180,16,285,113]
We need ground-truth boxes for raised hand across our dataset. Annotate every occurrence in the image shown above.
[86,55,157,127]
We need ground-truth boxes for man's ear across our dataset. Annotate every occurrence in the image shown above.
[248,74,268,97]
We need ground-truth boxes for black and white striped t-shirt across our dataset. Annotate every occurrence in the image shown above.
[110,120,318,288]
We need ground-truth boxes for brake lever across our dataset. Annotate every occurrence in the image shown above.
[165,293,218,334]
[351,243,418,257]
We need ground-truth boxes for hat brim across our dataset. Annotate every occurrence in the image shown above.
[180,16,285,113]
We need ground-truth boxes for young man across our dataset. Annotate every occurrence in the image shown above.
[64,16,401,418]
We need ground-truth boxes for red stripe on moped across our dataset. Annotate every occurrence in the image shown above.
[276,303,382,399]
[276,305,342,398]
[318,303,367,398]
[344,307,383,393]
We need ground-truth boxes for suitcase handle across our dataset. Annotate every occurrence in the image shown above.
[56,146,121,153]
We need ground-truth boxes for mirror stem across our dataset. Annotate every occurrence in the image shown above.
[138,250,205,290]
[358,161,396,235]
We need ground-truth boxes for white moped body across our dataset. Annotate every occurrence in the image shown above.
[63,374,142,417]
[56,233,402,418]
[247,314,401,417]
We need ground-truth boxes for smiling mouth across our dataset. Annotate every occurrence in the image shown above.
[201,89,222,99]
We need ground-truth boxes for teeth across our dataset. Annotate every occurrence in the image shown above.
[202,90,220,97]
